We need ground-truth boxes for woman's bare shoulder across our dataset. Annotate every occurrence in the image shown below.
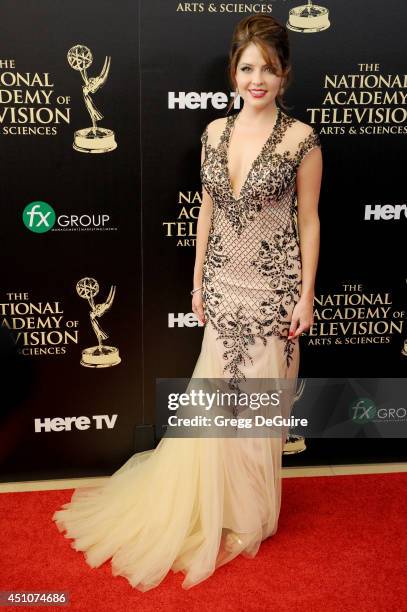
[289,116,316,139]
[281,113,320,155]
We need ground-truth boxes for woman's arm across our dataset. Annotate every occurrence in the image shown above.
[193,145,213,288]
[289,144,323,339]
[192,141,213,323]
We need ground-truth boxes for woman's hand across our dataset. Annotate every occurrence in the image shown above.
[192,290,206,325]
[288,295,314,340]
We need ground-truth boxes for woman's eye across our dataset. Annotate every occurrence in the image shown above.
[241,66,275,73]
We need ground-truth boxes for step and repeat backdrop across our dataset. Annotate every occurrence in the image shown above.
[0,0,405,480]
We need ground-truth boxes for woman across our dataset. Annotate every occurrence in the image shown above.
[53,14,322,591]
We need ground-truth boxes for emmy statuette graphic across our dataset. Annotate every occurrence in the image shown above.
[286,0,330,33]
[67,45,117,153]
[283,434,307,454]
[283,378,307,454]
[76,277,121,368]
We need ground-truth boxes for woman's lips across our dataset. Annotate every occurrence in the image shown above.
[249,89,267,98]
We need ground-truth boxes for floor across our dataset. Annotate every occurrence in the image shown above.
[0,462,406,493]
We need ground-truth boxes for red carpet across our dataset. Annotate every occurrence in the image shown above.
[1,472,406,612]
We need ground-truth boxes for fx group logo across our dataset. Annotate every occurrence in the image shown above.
[23,201,56,233]
[350,397,407,424]
[22,200,116,232]
[350,397,377,423]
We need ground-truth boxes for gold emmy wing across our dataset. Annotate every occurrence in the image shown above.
[53,107,321,591]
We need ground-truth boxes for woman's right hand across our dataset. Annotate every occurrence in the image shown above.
[192,290,206,325]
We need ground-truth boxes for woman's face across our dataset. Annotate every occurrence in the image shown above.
[234,42,283,108]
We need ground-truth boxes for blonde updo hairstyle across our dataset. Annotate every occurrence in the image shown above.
[226,14,292,114]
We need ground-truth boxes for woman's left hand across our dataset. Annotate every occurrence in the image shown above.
[288,296,314,340]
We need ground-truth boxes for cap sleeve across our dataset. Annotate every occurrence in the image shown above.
[201,124,208,148]
[200,125,208,162]
[295,128,321,168]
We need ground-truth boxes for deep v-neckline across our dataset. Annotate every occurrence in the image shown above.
[224,107,281,202]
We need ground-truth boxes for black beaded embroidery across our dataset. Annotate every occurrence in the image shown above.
[200,108,321,392]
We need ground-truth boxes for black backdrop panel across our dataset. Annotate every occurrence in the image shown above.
[0,0,141,480]
[0,0,406,480]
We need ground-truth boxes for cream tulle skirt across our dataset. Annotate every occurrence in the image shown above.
[53,322,300,591]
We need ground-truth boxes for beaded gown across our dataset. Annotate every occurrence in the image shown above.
[53,107,321,591]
